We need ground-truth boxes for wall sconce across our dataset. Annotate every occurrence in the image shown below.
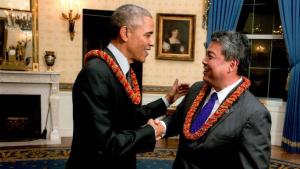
[61,0,80,41]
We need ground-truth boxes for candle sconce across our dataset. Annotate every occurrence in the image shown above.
[62,10,80,41]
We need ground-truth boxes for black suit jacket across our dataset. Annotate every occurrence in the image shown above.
[66,49,167,169]
[165,81,271,169]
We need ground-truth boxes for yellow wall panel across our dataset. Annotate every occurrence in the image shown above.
[38,0,207,86]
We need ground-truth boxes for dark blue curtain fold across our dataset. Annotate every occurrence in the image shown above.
[278,0,300,153]
[206,0,244,46]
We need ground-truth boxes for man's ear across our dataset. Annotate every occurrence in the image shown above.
[119,26,129,42]
[228,59,239,73]
[230,60,240,70]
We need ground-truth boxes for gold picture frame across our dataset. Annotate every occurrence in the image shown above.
[0,0,38,71]
[156,13,195,61]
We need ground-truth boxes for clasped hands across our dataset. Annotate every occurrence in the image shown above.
[148,118,165,140]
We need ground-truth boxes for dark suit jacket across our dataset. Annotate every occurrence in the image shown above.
[165,81,271,169]
[66,49,167,169]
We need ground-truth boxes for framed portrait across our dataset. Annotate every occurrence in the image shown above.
[156,13,195,61]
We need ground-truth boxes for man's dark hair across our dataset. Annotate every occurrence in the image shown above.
[211,31,250,76]
[109,4,152,39]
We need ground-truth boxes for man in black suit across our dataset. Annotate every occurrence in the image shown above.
[65,4,189,169]
[162,31,271,169]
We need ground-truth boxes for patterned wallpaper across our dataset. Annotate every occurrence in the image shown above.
[38,0,206,86]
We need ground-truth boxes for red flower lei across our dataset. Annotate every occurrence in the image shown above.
[84,50,141,105]
[183,77,251,140]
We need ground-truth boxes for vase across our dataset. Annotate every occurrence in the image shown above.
[44,51,56,71]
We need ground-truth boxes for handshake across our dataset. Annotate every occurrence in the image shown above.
[147,118,166,141]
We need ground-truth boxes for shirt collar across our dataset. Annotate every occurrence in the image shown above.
[107,43,130,75]
[210,77,243,104]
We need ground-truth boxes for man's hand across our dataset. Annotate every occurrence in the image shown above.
[147,119,165,140]
[165,79,190,104]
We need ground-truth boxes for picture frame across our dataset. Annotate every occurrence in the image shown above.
[0,0,31,11]
[156,13,195,61]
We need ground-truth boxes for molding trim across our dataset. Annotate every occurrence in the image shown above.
[142,85,171,93]
[60,83,73,91]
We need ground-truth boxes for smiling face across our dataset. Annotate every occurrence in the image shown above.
[202,41,237,90]
[125,16,154,63]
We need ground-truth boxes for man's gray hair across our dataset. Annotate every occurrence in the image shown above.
[211,31,250,76]
[110,4,152,38]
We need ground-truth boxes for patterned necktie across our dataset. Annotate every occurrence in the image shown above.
[126,71,132,87]
[190,92,218,133]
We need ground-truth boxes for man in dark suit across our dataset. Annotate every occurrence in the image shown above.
[65,4,189,169]
[162,31,271,169]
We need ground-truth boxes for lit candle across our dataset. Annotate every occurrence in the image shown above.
[9,3,13,11]
[68,0,72,12]
[77,1,80,14]
[61,0,65,14]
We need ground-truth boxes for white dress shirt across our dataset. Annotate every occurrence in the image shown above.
[107,43,130,75]
[207,77,243,119]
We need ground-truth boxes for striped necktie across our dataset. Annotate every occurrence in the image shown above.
[126,71,132,87]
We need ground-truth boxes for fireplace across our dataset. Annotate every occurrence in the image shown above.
[0,70,60,145]
[0,95,41,141]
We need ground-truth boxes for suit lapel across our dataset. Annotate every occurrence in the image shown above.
[195,80,244,140]
[104,48,119,65]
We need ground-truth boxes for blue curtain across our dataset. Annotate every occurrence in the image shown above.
[278,0,300,153]
[206,0,244,46]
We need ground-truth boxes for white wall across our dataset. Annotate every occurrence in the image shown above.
[58,91,74,137]
[59,91,285,146]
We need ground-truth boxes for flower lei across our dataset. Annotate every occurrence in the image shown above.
[183,77,251,140]
[84,50,141,105]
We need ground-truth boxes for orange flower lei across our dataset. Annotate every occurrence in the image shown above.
[183,77,251,140]
[84,50,141,105]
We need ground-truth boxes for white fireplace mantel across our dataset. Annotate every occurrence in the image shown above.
[0,70,60,145]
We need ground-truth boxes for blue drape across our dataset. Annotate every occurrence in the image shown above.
[206,0,244,46]
[278,0,300,153]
